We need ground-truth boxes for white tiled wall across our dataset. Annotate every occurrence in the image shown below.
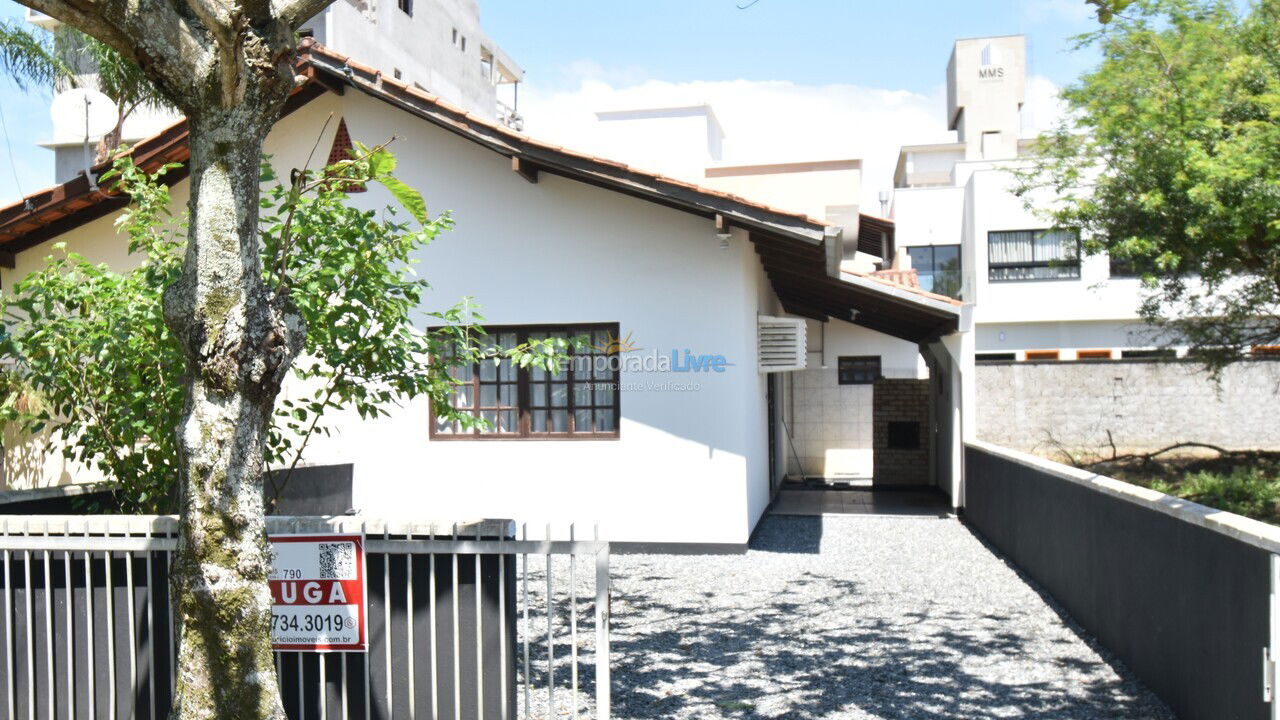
[783,368,874,478]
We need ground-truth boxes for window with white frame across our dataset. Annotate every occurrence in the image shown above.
[988,229,1080,281]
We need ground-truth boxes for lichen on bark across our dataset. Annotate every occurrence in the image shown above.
[6,1,340,717]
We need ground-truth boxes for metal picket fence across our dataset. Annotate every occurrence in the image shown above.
[0,515,610,720]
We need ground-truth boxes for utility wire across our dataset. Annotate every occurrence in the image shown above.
[0,94,27,206]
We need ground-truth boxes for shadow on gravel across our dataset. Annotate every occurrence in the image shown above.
[608,515,1167,720]
[521,515,1171,720]
[749,514,823,554]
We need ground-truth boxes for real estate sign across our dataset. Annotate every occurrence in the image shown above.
[268,533,368,652]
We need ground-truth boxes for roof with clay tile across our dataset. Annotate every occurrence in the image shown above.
[0,40,960,340]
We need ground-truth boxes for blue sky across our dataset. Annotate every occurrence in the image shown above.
[0,0,1107,207]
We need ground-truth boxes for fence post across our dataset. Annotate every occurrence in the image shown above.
[594,540,610,720]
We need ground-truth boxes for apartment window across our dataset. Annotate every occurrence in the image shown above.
[393,68,402,80]
[1024,350,1060,361]
[988,229,1080,281]
[976,352,1016,363]
[460,36,467,52]
[452,28,458,45]
[398,0,412,15]
[431,324,620,440]
[906,244,962,298]
[837,356,881,385]
[1076,349,1113,360]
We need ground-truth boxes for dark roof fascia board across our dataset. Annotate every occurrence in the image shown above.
[305,53,828,246]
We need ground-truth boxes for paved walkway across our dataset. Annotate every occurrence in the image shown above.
[770,487,952,517]
[601,511,1172,719]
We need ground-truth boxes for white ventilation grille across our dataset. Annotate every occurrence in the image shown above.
[758,316,807,373]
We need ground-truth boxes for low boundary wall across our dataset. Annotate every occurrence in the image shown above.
[965,440,1279,720]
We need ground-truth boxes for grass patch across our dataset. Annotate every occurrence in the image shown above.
[1096,451,1280,525]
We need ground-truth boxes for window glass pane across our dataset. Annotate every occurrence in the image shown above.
[530,383,547,407]
[596,409,615,432]
[499,357,517,382]
[480,384,497,407]
[500,410,517,432]
[837,356,880,385]
[907,246,935,273]
[594,383,612,406]
[434,416,456,434]
[452,363,472,382]
[550,384,568,407]
[551,409,568,433]
[499,384,515,407]
[479,359,497,382]
[455,385,473,408]
[531,410,547,433]
[574,409,592,432]
[481,409,497,428]
[573,384,591,406]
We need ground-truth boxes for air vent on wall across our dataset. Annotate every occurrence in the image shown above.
[758,316,807,373]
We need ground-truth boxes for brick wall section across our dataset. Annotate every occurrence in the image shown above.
[976,359,1280,456]
[873,379,932,486]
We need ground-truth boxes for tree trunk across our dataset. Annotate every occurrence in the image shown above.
[163,110,303,720]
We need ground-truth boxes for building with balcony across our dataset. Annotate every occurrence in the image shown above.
[890,35,1164,362]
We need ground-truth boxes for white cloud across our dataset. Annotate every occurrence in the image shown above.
[519,67,1067,213]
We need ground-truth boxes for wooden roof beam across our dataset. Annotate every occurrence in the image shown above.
[512,156,539,183]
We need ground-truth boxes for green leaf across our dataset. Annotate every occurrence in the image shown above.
[374,175,428,224]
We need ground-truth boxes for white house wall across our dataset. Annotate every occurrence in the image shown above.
[784,320,921,479]
[3,90,793,545]
[287,92,775,544]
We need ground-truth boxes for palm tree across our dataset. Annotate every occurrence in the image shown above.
[0,18,169,161]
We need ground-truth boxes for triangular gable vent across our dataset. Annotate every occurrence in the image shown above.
[325,117,365,193]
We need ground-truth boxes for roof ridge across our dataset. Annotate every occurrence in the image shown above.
[298,41,835,228]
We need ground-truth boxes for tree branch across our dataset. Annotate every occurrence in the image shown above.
[13,0,207,100]
[276,0,337,31]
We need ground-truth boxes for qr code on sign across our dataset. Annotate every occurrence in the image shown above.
[318,542,356,579]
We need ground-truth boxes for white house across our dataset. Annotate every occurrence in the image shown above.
[0,42,974,549]
[891,35,1170,362]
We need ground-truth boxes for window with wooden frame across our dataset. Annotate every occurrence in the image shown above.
[430,323,621,440]
[837,356,881,385]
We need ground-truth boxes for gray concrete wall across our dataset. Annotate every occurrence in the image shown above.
[976,359,1280,455]
[965,442,1275,720]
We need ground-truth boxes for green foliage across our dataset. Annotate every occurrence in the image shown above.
[1019,0,1280,371]
[0,20,169,152]
[1,143,576,512]
[1086,0,1137,23]
[0,19,70,90]
[1150,466,1280,524]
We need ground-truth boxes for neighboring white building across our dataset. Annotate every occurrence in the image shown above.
[891,35,1165,362]
[26,0,522,183]
[0,42,974,548]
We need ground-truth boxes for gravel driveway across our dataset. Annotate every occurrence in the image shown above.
[521,513,1172,719]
